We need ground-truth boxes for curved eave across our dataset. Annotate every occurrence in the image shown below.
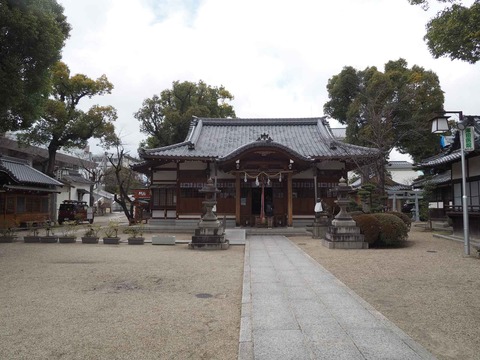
[141,141,192,157]
[218,141,311,164]
[415,150,462,168]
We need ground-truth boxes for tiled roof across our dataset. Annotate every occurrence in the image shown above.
[386,183,412,192]
[330,127,346,140]
[387,161,414,169]
[416,149,462,168]
[412,171,451,188]
[142,117,378,161]
[0,156,63,186]
[0,136,96,168]
[416,115,480,168]
[62,172,94,185]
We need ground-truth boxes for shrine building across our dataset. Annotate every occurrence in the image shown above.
[134,117,378,227]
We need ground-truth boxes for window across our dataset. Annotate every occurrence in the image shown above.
[469,180,479,207]
[17,197,25,213]
[152,186,177,207]
[453,183,462,206]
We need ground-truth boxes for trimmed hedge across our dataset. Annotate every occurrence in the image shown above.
[372,213,408,246]
[352,214,381,245]
[386,211,412,230]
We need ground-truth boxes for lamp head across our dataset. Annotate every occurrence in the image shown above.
[431,115,450,134]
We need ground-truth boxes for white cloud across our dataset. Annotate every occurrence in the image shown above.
[58,0,480,160]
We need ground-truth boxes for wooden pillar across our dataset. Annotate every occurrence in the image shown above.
[287,172,293,227]
[236,172,241,226]
[175,162,180,219]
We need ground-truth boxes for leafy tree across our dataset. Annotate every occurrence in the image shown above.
[0,0,71,132]
[409,0,480,63]
[324,59,444,164]
[134,80,236,148]
[17,62,118,176]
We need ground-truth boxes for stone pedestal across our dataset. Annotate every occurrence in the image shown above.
[323,178,368,249]
[312,214,329,239]
[189,178,230,250]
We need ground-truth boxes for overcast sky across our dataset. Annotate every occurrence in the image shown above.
[57,0,480,161]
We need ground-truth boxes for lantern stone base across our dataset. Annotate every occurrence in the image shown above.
[323,223,368,249]
[189,235,229,250]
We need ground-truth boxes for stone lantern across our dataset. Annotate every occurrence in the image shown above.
[323,177,367,249]
[189,178,229,250]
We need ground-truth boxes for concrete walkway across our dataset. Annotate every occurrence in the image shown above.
[238,235,436,360]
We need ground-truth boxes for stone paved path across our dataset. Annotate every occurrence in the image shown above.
[238,235,436,360]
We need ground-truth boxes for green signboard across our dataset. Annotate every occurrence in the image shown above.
[464,126,475,152]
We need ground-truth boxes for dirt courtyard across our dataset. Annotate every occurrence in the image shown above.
[0,226,479,359]
[0,240,244,360]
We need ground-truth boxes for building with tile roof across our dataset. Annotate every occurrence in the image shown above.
[415,115,480,238]
[134,117,378,227]
[0,156,63,228]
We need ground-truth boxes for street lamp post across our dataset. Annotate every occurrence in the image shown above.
[457,120,470,255]
[431,111,471,256]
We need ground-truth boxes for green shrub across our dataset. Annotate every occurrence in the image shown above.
[352,214,381,245]
[386,211,412,230]
[372,213,408,246]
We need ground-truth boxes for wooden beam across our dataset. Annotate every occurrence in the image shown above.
[236,172,241,226]
[287,172,293,227]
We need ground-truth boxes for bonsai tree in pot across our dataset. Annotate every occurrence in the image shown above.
[103,220,120,245]
[40,221,58,243]
[24,222,41,243]
[0,222,16,243]
[58,221,77,243]
[81,224,101,244]
[124,224,144,245]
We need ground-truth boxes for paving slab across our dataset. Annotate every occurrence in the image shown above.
[238,235,436,360]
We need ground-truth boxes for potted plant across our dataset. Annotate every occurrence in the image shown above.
[24,222,41,243]
[124,225,144,245]
[102,220,120,245]
[0,223,16,243]
[81,224,101,244]
[40,221,58,243]
[58,221,77,243]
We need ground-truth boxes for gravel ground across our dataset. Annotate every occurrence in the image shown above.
[0,232,244,360]
[290,226,480,360]
[2,220,479,360]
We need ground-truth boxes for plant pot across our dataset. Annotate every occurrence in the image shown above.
[0,236,15,243]
[59,236,77,243]
[81,237,99,244]
[128,237,145,245]
[103,237,120,245]
[24,236,41,243]
[41,236,58,243]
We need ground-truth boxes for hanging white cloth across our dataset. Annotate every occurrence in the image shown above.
[314,201,323,213]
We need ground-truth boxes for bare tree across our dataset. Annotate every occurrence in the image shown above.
[106,143,137,225]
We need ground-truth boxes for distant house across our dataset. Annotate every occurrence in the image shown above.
[415,116,480,238]
[0,134,96,224]
[386,161,423,185]
[350,165,422,216]
[57,170,94,206]
[0,155,62,227]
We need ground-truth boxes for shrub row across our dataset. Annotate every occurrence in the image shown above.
[352,213,409,247]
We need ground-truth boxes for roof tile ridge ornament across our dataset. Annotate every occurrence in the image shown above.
[188,117,203,150]
[197,117,322,126]
[256,133,273,142]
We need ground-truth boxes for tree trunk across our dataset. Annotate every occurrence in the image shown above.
[47,143,59,177]
[114,194,134,224]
